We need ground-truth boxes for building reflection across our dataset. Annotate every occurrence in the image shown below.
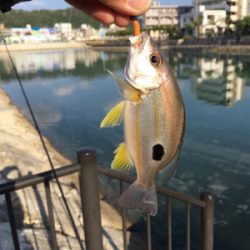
[177,54,244,106]
[0,49,127,80]
[0,49,246,107]
[12,49,101,73]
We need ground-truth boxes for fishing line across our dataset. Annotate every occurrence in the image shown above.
[0,31,84,250]
[65,6,78,155]
[68,7,73,23]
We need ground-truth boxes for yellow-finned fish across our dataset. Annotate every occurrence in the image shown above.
[100,32,185,216]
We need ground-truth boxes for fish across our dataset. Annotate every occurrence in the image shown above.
[100,32,185,216]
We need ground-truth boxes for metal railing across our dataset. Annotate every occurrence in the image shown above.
[0,149,214,250]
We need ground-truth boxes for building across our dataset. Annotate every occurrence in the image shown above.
[0,23,11,38]
[9,24,60,43]
[180,0,250,37]
[180,6,227,36]
[193,0,250,28]
[144,1,192,28]
[54,23,73,41]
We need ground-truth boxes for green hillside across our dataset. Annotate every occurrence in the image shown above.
[0,8,100,28]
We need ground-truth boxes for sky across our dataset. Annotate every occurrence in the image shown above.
[14,0,192,11]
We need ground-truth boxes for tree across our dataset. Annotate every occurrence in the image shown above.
[184,23,194,35]
[0,8,100,29]
[235,16,250,36]
[147,25,179,38]
[192,15,203,37]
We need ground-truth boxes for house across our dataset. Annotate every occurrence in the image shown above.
[144,1,192,28]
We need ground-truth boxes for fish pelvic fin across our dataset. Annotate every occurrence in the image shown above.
[119,181,158,216]
[106,69,142,102]
[100,101,124,128]
[111,143,133,172]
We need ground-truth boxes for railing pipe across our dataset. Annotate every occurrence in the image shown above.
[200,192,214,250]
[167,197,172,250]
[98,167,205,208]
[185,203,191,250]
[5,192,20,250]
[0,163,81,195]
[77,149,103,250]
[146,213,152,250]
[44,180,58,250]
[120,181,128,250]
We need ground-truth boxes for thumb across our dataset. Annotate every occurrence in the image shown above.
[99,0,152,16]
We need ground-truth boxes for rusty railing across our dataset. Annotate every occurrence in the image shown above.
[0,149,214,250]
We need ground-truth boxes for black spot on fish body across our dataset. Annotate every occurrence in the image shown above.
[152,144,165,161]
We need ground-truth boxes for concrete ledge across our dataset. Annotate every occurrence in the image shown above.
[0,42,86,52]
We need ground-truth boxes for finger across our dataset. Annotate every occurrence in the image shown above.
[100,0,152,16]
[66,0,115,25]
[115,14,130,27]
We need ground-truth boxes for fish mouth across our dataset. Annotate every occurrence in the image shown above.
[124,32,158,93]
[129,32,149,52]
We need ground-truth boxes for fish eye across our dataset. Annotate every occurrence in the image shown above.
[149,53,161,67]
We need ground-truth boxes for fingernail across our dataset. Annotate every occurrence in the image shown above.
[128,0,151,10]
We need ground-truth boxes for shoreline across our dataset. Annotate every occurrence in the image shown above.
[92,44,250,55]
[0,87,144,249]
[0,41,87,53]
[1,41,250,55]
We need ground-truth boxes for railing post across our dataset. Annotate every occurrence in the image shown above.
[77,149,103,250]
[200,192,214,250]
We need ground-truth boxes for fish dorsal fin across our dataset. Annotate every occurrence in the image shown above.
[100,101,124,128]
[111,143,133,172]
[159,151,180,181]
[106,69,141,102]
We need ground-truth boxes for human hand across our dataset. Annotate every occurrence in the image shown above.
[65,0,152,27]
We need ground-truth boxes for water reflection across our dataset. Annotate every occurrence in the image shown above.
[0,48,250,250]
[176,53,246,106]
[1,49,249,107]
[0,49,127,80]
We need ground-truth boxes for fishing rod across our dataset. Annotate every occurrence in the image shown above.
[0,30,84,250]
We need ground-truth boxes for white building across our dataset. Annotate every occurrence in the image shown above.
[144,1,192,27]
[193,0,250,27]
[180,0,250,36]
[9,24,60,43]
[54,23,73,41]
[198,5,227,36]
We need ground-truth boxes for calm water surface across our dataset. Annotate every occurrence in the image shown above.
[0,48,250,249]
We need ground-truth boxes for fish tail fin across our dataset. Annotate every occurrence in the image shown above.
[119,181,158,216]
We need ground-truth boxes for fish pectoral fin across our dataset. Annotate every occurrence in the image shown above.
[106,69,142,102]
[100,101,124,128]
[111,143,133,172]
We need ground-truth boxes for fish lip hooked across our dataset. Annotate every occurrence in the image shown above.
[125,33,149,81]
[129,32,149,51]
[125,32,157,93]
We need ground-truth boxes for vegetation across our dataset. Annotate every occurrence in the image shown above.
[0,8,100,28]
[235,16,250,36]
[192,15,203,37]
[106,29,133,37]
[146,25,180,38]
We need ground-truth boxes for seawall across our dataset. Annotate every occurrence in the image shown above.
[0,88,144,249]
[0,41,86,53]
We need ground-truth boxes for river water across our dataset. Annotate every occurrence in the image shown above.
[0,48,250,249]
